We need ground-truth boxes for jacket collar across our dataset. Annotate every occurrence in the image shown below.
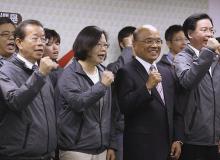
[8,54,33,72]
[132,59,165,106]
[160,54,172,66]
[71,58,105,76]
[17,54,37,70]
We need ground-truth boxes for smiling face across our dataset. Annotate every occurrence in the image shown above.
[189,18,214,50]
[133,26,161,64]
[16,24,45,63]
[86,33,108,65]
[0,23,16,58]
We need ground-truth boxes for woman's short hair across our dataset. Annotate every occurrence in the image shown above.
[73,26,108,61]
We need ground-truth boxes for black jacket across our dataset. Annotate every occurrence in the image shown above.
[115,59,183,160]
[0,55,57,158]
[56,58,116,154]
[107,47,134,133]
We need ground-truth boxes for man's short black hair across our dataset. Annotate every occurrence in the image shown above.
[183,13,213,40]
[165,25,183,41]
[118,26,136,50]
[0,17,15,26]
[44,28,60,43]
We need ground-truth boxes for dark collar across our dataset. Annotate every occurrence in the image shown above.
[8,54,33,73]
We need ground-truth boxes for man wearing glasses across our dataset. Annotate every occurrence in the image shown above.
[0,19,58,160]
[0,17,16,67]
[115,25,183,160]
[174,13,220,160]
[158,25,186,71]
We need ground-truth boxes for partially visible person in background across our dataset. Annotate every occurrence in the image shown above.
[44,28,60,61]
[107,26,136,74]
[107,26,136,160]
[56,26,116,160]
[0,17,16,66]
[216,37,220,52]
[158,24,186,73]
[43,28,63,87]
[216,37,220,158]
[0,17,17,148]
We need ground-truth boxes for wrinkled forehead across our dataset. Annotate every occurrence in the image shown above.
[24,24,45,36]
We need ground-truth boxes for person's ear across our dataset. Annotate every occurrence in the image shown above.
[188,30,193,40]
[15,38,23,50]
[166,41,172,49]
[119,42,125,49]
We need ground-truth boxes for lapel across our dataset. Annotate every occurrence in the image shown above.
[133,59,165,106]
[133,59,148,82]
[185,45,198,61]
[156,64,166,106]
[211,55,219,75]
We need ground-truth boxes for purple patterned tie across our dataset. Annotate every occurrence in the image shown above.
[149,65,165,104]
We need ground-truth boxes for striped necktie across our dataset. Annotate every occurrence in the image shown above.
[149,65,165,104]
[32,64,38,71]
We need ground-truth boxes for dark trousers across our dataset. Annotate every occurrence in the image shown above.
[116,133,123,160]
[180,143,219,160]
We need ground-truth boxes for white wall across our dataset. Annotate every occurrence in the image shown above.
[0,0,208,64]
[208,0,220,37]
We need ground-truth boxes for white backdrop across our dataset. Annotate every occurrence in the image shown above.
[208,0,220,37]
[0,0,208,64]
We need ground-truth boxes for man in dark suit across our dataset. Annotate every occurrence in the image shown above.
[115,25,183,160]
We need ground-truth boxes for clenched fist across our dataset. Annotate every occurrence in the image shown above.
[146,69,162,90]
[101,70,114,86]
[39,56,58,76]
[207,38,220,52]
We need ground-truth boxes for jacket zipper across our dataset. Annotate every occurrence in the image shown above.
[99,96,105,149]
[23,123,31,148]
[40,91,49,153]
[75,114,84,144]
[211,77,216,143]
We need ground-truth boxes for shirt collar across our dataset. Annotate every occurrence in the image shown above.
[188,44,200,57]
[135,56,157,74]
[17,54,38,70]
[167,52,175,63]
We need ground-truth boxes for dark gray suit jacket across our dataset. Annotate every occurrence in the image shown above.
[116,58,183,160]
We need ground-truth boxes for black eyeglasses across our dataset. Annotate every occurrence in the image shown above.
[0,31,15,39]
